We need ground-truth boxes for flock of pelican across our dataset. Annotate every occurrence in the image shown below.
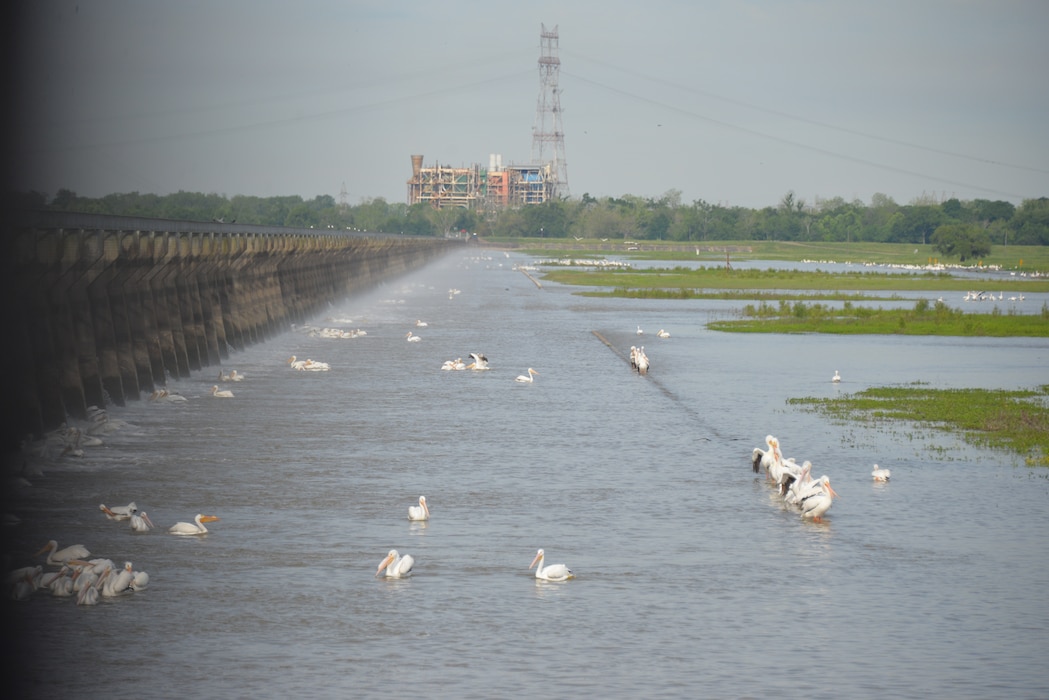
[288,355,331,371]
[377,495,572,582]
[629,346,650,375]
[6,489,221,602]
[751,435,840,523]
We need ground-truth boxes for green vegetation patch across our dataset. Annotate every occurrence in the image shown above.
[788,384,1049,466]
[540,265,1049,294]
[707,299,1049,337]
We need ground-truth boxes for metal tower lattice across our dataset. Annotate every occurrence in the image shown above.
[531,23,569,199]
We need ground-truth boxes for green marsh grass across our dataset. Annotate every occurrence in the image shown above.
[707,299,1049,337]
[789,384,1049,466]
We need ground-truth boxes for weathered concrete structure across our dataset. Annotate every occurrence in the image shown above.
[3,211,457,447]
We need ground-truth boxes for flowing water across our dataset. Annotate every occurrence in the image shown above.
[5,250,1048,699]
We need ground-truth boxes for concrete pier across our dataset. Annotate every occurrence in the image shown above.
[4,211,457,447]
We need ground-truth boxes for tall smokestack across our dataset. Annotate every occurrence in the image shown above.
[411,155,423,176]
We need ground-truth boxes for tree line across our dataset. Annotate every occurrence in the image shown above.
[13,187,1049,260]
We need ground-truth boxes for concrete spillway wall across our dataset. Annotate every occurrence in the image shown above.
[4,212,458,446]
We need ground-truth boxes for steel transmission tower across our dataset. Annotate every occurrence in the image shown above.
[531,23,569,199]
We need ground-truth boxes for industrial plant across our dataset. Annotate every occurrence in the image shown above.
[406,24,569,211]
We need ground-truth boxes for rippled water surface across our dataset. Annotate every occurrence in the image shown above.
[5,250,1049,699]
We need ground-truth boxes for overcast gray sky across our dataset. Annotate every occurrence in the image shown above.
[8,0,1048,209]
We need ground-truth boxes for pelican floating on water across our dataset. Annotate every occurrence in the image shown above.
[530,549,574,581]
[515,368,539,383]
[169,514,220,536]
[467,352,490,370]
[36,540,91,566]
[406,332,422,342]
[211,385,234,398]
[376,549,414,578]
[408,496,430,521]
[872,464,891,482]
[76,568,108,606]
[416,320,428,327]
[656,329,670,338]
[129,511,154,532]
[100,502,138,521]
[832,370,842,383]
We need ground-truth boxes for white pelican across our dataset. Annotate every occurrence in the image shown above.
[656,329,670,338]
[76,567,108,606]
[228,370,245,381]
[302,358,330,371]
[5,565,42,588]
[36,540,91,566]
[515,368,539,383]
[636,325,644,336]
[129,511,154,532]
[10,572,36,601]
[751,435,783,477]
[415,320,428,327]
[634,346,649,374]
[101,562,134,597]
[169,514,220,536]
[288,355,307,370]
[784,461,814,504]
[48,568,75,597]
[406,332,422,342]
[798,477,838,523]
[211,385,234,398]
[467,352,490,370]
[100,501,138,521]
[832,370,841,383]
[441,358,467,371]
[872,464,891,482]
[530,549,574,581]
[376,549,414,578]
[408,496,430,521]
[131,568,150,591]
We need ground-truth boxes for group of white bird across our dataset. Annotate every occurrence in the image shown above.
[440,352,490,371]
[376,496,574,582]
[6,499,221,604]
[751,435,840,523]
[287,355,331,371]
[629,345,650,375]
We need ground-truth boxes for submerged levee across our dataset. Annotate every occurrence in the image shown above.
[3,211,458,446]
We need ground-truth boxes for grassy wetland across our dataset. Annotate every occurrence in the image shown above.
[788,385,1049,467]
[522,240,1049,464]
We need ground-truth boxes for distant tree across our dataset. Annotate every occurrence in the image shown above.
[972,199,1015,225]
[931,223,992,261]
[893,205,945,244]
[1010,197,1049,245]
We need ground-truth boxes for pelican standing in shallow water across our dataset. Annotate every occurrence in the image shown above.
[408,496,430,521]
[530,549,574,581]
[376,549,414,578]
[515,368,539,383]
[799,477,838,522]
[169,514,220,535]
[36,540,91,566]
[751,435,783,477]
[872,464,891,482]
